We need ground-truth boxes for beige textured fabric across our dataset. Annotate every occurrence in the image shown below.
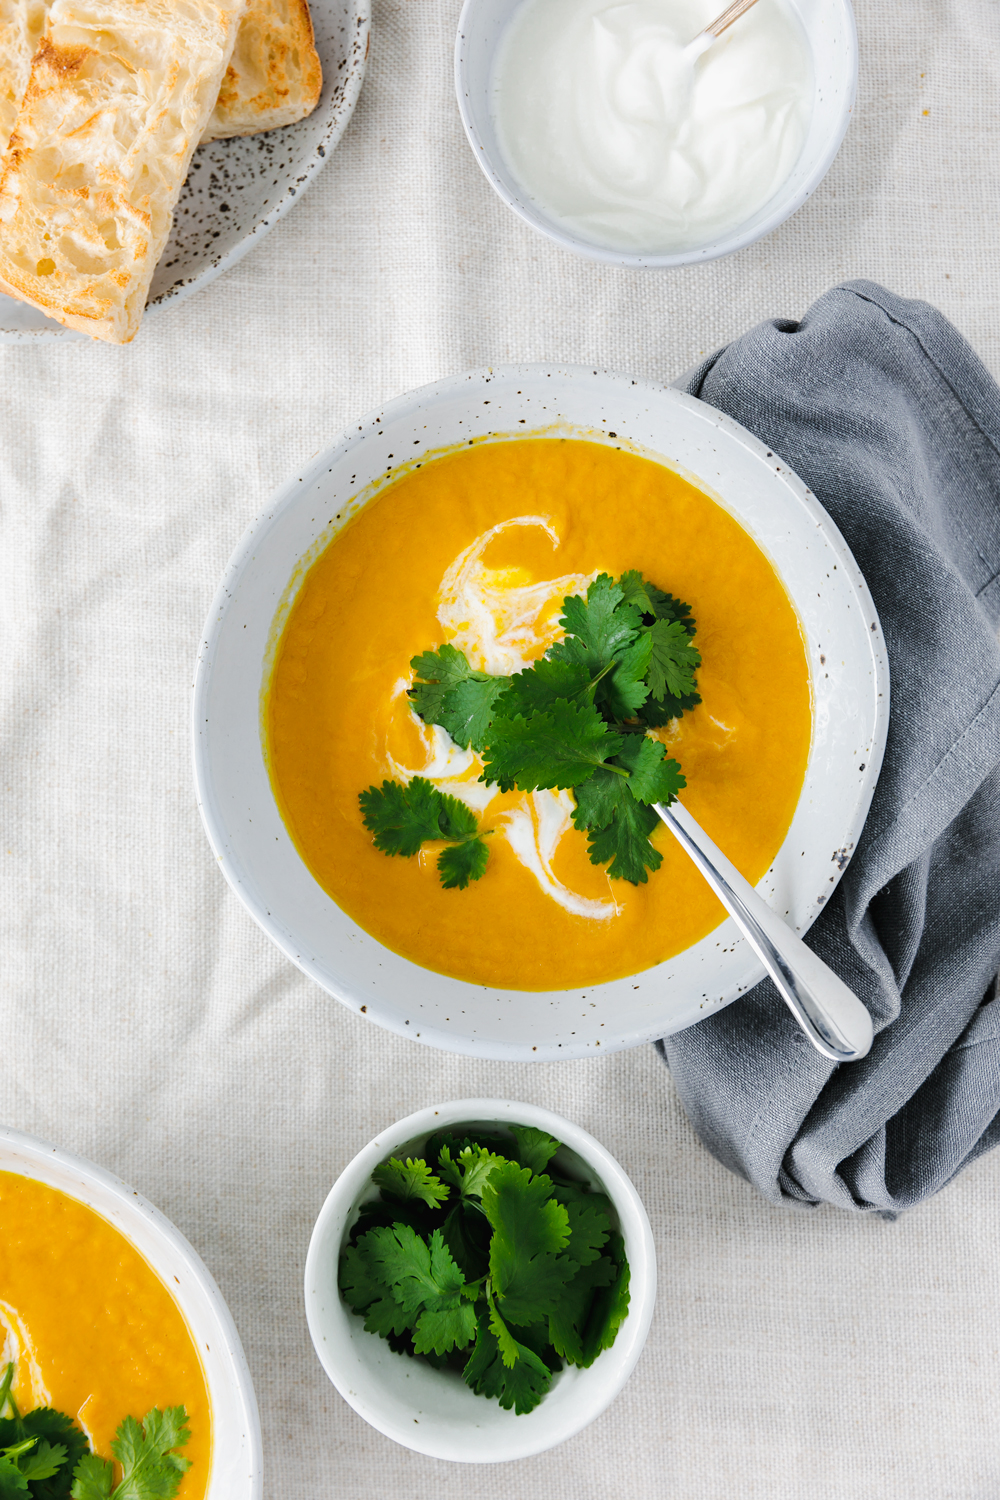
[2,0,999,1494]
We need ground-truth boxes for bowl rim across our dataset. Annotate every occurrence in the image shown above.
[453,0,858,269]
[303,1098,657,1462]
[0,0,370,342]
[192,361,889,1060]
[0,1124,263,1500]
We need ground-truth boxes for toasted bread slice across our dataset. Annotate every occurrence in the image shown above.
[0,0,247,342]
[0,0,321,156]
[0,0,46,152]
[203,0,322,140]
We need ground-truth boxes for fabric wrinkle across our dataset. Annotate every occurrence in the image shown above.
[659,279,1000,1214]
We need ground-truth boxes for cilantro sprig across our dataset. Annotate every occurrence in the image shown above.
[361,571,700,889]
[358,778,491,889]
[0,1366,191,1500]
[338,1127,631,1414]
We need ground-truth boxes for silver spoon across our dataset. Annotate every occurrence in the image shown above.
[653,799,874,1063]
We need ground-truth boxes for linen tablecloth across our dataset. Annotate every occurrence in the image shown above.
[2,0,999,1494]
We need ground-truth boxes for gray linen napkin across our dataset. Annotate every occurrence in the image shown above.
[658,279,1000,1214]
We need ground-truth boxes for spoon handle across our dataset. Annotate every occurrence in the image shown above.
[701,0,761,38]
[653,800,874,1063]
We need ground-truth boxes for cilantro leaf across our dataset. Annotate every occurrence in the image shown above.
[482,1162,575,1326]
[509,1126,560,1177]
[438,1145,504,1201]
[568,765,626,830]
[579,1233,631,1367]
[359,779,490,888]
[547,1255,618,1367]
[425,1129,512,1163]
[597,632,652,721]
[495,660,591,719]
[357,1219,478,1357]
[645,618,701,704]
[485,1287,522,1368]
[408,646,509,751]
[613,734,686,806]
[103,1408,190,1500]
[437,838,490,890]
[18,1444,66,1483]
[0,1457,29,1499]
[360,778,477,856]
[618,571,694,630]
[372,1157,450,1209]
[639,687,702,728]
[68,1457,111,1500]
[339,1238,414,1339]
[0,1395,87,1500]
[365,1225,466,1317]
[482,701,623,793]
[407,644,478,725]
[438,677,510,753]
[572,775,663,884]
[412,1300,478,1357]
[463,1307,552,1415]
[512,1319,563,1373]
[548,575,641,677]
[562,1196,612,1269]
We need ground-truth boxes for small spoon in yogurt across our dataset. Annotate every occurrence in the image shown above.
[686,0,762,60]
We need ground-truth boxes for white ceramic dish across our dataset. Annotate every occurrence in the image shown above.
[0,0,369,342]
[454,0,857,267]
[0,1125,262,1499]
[304,1099,656,1463]
[193,362,889,1061]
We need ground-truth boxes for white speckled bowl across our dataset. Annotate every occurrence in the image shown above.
[0,0,369,341]
[455,0,857,268]
[304,1099,656,1463]
[0,1125,262,1499]
[193,363,889,1060]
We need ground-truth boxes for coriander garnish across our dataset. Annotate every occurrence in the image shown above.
[339,1126,631,1414]
[359,571,700,888]
[0,1364,191,1500]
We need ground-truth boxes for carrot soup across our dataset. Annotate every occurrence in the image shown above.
[265,437,812,990]
[0,1172,211,1498]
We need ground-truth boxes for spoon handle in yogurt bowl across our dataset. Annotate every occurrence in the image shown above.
[701,0,762,38]
[653,800,874,1063]
[686,0,761,56]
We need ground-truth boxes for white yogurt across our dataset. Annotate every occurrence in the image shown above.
[491,0,813,255]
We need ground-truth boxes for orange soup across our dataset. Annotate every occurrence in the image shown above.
[266,437,811,989]
[0,1172,211,1499]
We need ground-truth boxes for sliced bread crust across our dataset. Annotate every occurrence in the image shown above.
[203,0,322,141]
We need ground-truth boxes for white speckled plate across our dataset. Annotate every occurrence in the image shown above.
[0,0,369,341]
[193,365,890,1062]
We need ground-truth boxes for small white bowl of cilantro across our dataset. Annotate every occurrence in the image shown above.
[303,1098,655,1462]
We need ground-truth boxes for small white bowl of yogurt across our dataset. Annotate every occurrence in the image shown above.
[455,0,857,266]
